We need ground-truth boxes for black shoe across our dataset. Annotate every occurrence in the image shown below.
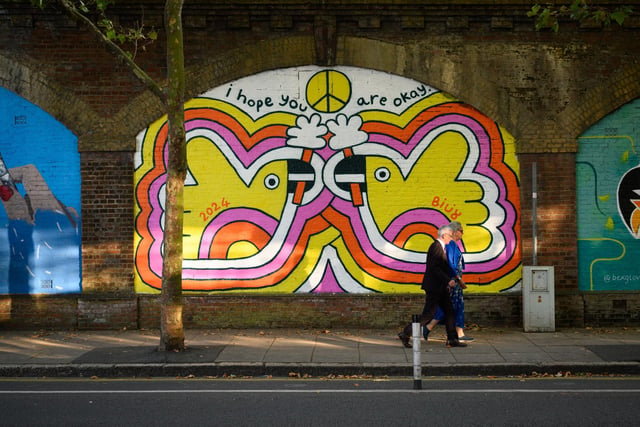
[398,332,412,348]
[422,325,430,341]
[446,339,467,348]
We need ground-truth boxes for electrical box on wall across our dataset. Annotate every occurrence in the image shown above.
[522,266,555,332]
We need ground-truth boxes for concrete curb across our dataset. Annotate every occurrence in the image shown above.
[1,362,639,378]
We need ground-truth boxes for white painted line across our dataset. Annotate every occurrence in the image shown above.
[1,389,640,394]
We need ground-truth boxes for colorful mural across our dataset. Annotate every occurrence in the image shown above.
[134,67,521,294]
[577,98,640,291]
[0,88,81,294]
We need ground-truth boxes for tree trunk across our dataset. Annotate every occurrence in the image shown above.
[47,0,187,351]
[159,0,186,352]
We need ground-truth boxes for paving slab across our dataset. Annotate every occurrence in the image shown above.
[498,349,556,363]
[72,345,224,364]
[585,345,640,362]
[313,336,359,363]
[263,337,315,363]
[1,327,639,378]
[452,353,505,364]
[215,335,273,362]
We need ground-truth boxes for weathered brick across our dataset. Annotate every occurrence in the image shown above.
[1,1,639,329]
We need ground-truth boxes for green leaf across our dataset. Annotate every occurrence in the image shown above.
[569,0,589,20]
[527,4,541,17]
[98,19,112,30]
[96,0,112,12]
[535,7,553,30]
[610,10,630,25]
[592,9,607,24]
[530,2,631,32]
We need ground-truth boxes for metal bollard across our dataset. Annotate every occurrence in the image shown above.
[411,314,422,390]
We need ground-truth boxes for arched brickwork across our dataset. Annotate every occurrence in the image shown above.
[569,63,640,137]
[0,53,98,140]
[6,35,640,158]
[72,36,317,151]
[2,1,639,328]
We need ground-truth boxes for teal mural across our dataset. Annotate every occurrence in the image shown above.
[0,88,81,294]
[577,98,640,291]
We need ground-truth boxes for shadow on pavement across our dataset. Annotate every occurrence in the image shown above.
[585,345,640,362]
[72,346,224,364]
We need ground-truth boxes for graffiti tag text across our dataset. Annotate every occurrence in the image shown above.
[432,195,462,220]
[199,197,230,222]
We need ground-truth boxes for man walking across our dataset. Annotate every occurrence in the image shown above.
[398,224,467,348]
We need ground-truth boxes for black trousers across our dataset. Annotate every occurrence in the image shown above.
[403,288,457,341]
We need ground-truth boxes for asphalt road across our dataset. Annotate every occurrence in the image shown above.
[2,377,640,426]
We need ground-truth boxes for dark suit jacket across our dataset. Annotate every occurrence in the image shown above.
[421,239,452,292]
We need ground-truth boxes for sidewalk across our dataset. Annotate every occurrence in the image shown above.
[1,327,639,378]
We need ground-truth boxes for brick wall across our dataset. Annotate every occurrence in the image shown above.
[0,295,77,329]
[584,294,640,326]
[78,297,138,329]
[138,294,522,329]
[1,1,639,329]
[80,152,135,295]
[2,293,635,330]
[519,153,579,292]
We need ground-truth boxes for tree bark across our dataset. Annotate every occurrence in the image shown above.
[43,0,186,351]
[159,0,186,352]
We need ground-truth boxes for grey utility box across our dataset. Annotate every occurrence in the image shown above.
[522,266,555,332]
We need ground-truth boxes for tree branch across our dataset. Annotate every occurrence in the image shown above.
[57,0,167,102]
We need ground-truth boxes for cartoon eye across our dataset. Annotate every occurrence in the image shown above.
[374,167,391,182]
[264,173,280,190]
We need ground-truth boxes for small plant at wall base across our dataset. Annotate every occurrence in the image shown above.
[528,1,633,32]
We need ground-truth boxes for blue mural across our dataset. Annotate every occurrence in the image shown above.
[576,98,640,291]
[0,88,81,294]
